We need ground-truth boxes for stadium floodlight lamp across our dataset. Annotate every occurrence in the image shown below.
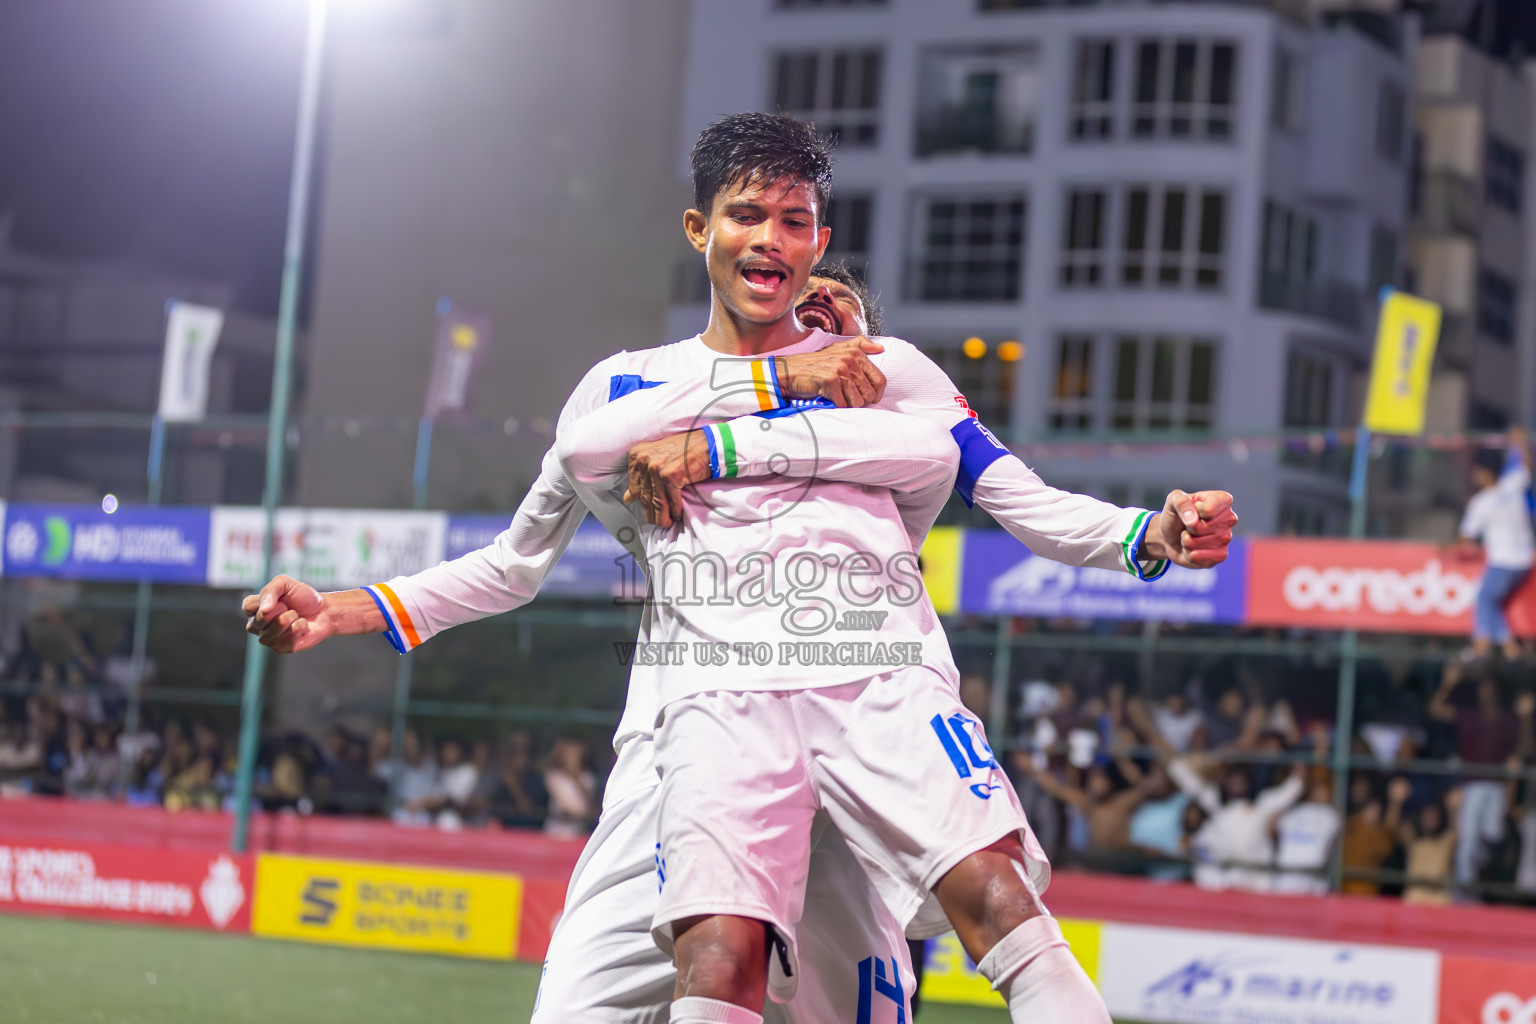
[963,336,987,360]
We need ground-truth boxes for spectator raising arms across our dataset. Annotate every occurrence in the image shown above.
[1171,753,1306,892]
[1451,431,1534,662]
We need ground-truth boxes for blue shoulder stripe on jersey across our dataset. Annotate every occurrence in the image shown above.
[950,417,1011,508]
[608,374,666,402]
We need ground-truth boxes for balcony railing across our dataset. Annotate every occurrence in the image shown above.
[915,111,1033,158]
[1258,273,1362,331]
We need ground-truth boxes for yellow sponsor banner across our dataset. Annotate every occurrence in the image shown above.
[921,526,963,616]
[252,853,521,961]
[1363,290,1442,436]
[920,918,1102,1007]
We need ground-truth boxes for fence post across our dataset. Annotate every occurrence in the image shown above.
[1329,422,1371,889]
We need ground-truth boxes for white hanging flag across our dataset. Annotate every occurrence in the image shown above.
[158,302,224,421]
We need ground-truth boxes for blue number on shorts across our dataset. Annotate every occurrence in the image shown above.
[856,955,906,1024]
[654,842,667,893]
[930,713,1002,799]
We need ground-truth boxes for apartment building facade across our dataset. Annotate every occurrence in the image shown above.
[672,0,1415,535]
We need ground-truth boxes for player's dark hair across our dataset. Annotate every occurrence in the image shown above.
[691,113,834,222]
[810,258,883,336]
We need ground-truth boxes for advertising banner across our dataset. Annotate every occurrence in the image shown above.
[157,301,224,422]
[2,504,210,584]
[1097,923,1440,1024]
[920,918,1100,1008]
[445,514,631,600]
[1245,538,1484,635]
[959,532,1248,624]
[251,854,521,961]
[208,508,447,590]
[1439,954,1536,1024]
[423,302,490,422]
[1363,290,1442,436]
[0,839,251,933]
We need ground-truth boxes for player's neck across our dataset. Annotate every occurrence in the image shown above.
[699,297,812,356]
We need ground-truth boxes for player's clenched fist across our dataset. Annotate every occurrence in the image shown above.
[242,574,335,653]
[1143,489,1238,570]
[773,337,886,408]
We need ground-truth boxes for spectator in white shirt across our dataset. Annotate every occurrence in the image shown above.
[1454,434,1534,662]
[1172,755,1306,893]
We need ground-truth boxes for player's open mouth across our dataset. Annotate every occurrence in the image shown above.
[740,264,789,295]
[796,298,841,334]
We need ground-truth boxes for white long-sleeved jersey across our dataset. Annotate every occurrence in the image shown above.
[366,329,1168,800]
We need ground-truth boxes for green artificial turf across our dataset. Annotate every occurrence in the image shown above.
[0,915,1029,1023]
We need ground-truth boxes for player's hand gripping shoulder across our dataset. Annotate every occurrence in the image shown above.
[242,576,383,653]
[773,337,887,408]
[1141,489,1238,569]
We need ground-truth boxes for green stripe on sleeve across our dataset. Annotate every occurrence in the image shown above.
[718,421,738,478]
[1122,510,1150,576]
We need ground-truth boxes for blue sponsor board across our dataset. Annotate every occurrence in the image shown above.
[959,532,1249,624]
[2,504,211,584]
[445,514,628,599]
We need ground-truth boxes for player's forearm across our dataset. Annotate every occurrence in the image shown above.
[972,457,1165,579]
[556,363,791,486]
[324,588,388,635]
[699,408,959,495]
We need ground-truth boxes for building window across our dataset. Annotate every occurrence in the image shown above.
[1486,137,1525,215]
[772,48,883,148]
[909,194,1026,302]
[1271,49,1300,131]
[1259,200,1317,305]
[1131,39,1237,141]
[1478,268,1515,344]
[1368,225,1397,294]
[1059,189,1106,288]
[916,44,1038,157]
[1070,39,1116,141]
[1284,350,1335,427]
[1050,334,1095,431]
[1375,80,1405,162]
[1278,494,1337,537]
[1471,401,1510,431]
[823,194,873,276]
[1109,336,1216,431]
[922,343,1019,429]
[1121,186,1225,290]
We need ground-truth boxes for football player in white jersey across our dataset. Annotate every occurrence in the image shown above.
[244,113,1235,1023]
[552,114,1235,1024]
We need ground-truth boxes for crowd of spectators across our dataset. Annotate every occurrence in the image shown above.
[0,686,601,837]
[990,654,1536,905]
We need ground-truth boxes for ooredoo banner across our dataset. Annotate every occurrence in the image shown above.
[1244,538,1535,635]
[1439,954,1536,1024]
[0,840,251,933]
[1096,922,1440,1024]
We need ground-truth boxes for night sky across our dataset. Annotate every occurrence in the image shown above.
[0,0,1531,319]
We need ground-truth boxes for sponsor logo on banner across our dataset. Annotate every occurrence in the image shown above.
[208,508,446,589]
[0,840,250,932]
[1098,923,1439,1024]
[251,854,520,960]
[958,532,1248,623]
[1439,955,1536,1024]
[920,920,1100,1007]
[446,514,628,599]
[1,504,210,584]
[1246,538,1490,635]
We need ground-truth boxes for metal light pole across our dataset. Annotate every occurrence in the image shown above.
[231,0,330,853]
[1328,422,1370,889]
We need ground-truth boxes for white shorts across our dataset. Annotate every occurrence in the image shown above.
[652,667,1048,1002]
[533,784,916,1023]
